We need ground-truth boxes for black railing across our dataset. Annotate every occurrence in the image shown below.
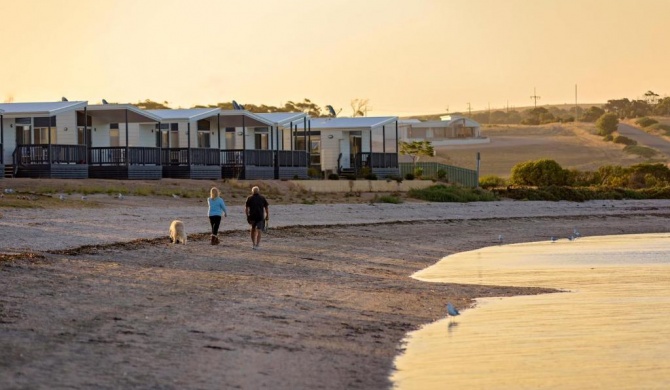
[14,144,87,165]
[89,147,161,166]
[161,148,221,166]
[357,152,398,169]
[220,149,309,168]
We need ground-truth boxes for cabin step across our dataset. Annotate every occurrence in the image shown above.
[4,165,15,178]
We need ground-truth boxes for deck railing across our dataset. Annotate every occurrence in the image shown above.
[221,149,309,168]
[161,148,221,166]
[13,144,87,165]
[89,147,161,166]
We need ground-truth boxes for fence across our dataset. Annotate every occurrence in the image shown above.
[399,162,479,187]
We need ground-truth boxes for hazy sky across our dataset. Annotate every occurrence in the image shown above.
[1,0,669,116]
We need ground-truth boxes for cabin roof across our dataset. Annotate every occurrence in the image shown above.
[302,116,398,130]
[85,104,162,123]
[0,101,87,117]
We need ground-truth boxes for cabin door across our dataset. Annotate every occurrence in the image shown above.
[339,139,350,169]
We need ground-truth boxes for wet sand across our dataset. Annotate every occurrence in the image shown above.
[1,202,669,389]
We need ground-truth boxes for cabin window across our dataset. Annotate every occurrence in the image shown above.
[310,137,321,165]
[225,127,236,149]
[169,123,179,147]
[197,131,211,148]
[110,123,120,147]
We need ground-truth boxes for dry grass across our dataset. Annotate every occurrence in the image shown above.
[431,123,653,177]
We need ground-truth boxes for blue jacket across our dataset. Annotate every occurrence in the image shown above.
[207,197,227,217]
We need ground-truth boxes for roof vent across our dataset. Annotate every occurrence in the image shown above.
[232,100,245,110]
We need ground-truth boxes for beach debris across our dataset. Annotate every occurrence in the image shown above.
[4,188,14,194]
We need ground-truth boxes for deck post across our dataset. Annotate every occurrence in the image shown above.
[187,122,191,166]
[217,114,221,150]
[1,114,4,164]
[83,107,88,164]
[274,125,279,180]
[395,120,399,168]
[125,109,129,166]
[382,125,386,168]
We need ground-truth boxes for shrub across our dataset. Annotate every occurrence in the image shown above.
[623,145,657,158]
[635,117,658,128]
[387,175,403,183]
[327,173,339,180]
[436,169,447,180]
[344,174,357,180]
[648,123,670,136]
[408,184,497,202]
[509,159,568,186]
[376,195,403,204]
[364,173,378,180]
[603,134,614,142]
[613,135,637,146]
[596,113,619,136]
[414,167,424,178]
[479,175,506,189]
[307,167,321,178]
[404,173,415,180]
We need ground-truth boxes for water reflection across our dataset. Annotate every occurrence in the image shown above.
[392,233,670,389]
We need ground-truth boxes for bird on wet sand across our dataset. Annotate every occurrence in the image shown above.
[447,302,460,318]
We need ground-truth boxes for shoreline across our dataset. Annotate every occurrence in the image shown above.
[1,200,669,389]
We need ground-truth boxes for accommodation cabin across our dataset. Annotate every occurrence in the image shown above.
[83,104,163,179]
[147,108,310,180]
[298,116,400,178]
[0,101,88,178]
[399,115,488,146]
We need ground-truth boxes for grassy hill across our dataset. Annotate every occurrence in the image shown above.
[417,122,668,178]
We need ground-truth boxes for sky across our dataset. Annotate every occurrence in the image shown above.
[1,0,669,117]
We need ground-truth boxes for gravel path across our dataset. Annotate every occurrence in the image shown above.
[2,198,669,253]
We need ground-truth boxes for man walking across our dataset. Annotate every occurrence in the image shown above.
[245,186,269,250]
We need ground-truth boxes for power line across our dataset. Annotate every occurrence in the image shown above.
[530,87,541,108]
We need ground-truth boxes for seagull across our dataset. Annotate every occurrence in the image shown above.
[573,229,581,238]
[568,235,575,241]
[551,236,557,242]
[447,302,460,317]
[81,196,87,200]
[59,194,65,201]
[117,193,124,200]
[498,234,503,244]
[172,194,180,199]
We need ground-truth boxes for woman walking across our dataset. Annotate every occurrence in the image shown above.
[207,187,228,245]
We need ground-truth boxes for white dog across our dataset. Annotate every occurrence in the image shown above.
[169,220,187,244]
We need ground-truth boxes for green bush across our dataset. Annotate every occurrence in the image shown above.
[635,117,658,127]
[479,175,507,189]
[408,185,498,202]
[376,195,403,204]
[648,123,670,136]
[327,173,339,180]
[359,167,372,178]
[613,135,637,146]
[623,145,658,158]
[387,175,403,183]
[436,169,447,180]
[509,159,568,186]
[364,173,378,180]
[404,173,415,180]
[603,134,614,142]
[307,167,321,178]
[414,167,424,178]
[596,113,619,136]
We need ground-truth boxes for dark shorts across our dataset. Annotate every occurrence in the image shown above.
[248,218,265,230]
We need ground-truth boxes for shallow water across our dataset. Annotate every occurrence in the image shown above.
[392,233,670,389]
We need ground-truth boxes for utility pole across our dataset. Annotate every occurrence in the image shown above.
[530,87,541,108]
[575,84,578,119]
[488,102,491,124]
[466,102,471,117]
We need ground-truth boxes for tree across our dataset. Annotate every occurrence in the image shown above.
[399,141,434,173]
[644,90,660,105]
[580,106,605,122]
[596,113,619,136]
[350,98,370,117]
[136,99,170,110]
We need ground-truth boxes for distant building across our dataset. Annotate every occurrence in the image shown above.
[399,115,489,146]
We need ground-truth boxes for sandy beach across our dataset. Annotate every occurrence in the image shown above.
[1,197,669,389]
